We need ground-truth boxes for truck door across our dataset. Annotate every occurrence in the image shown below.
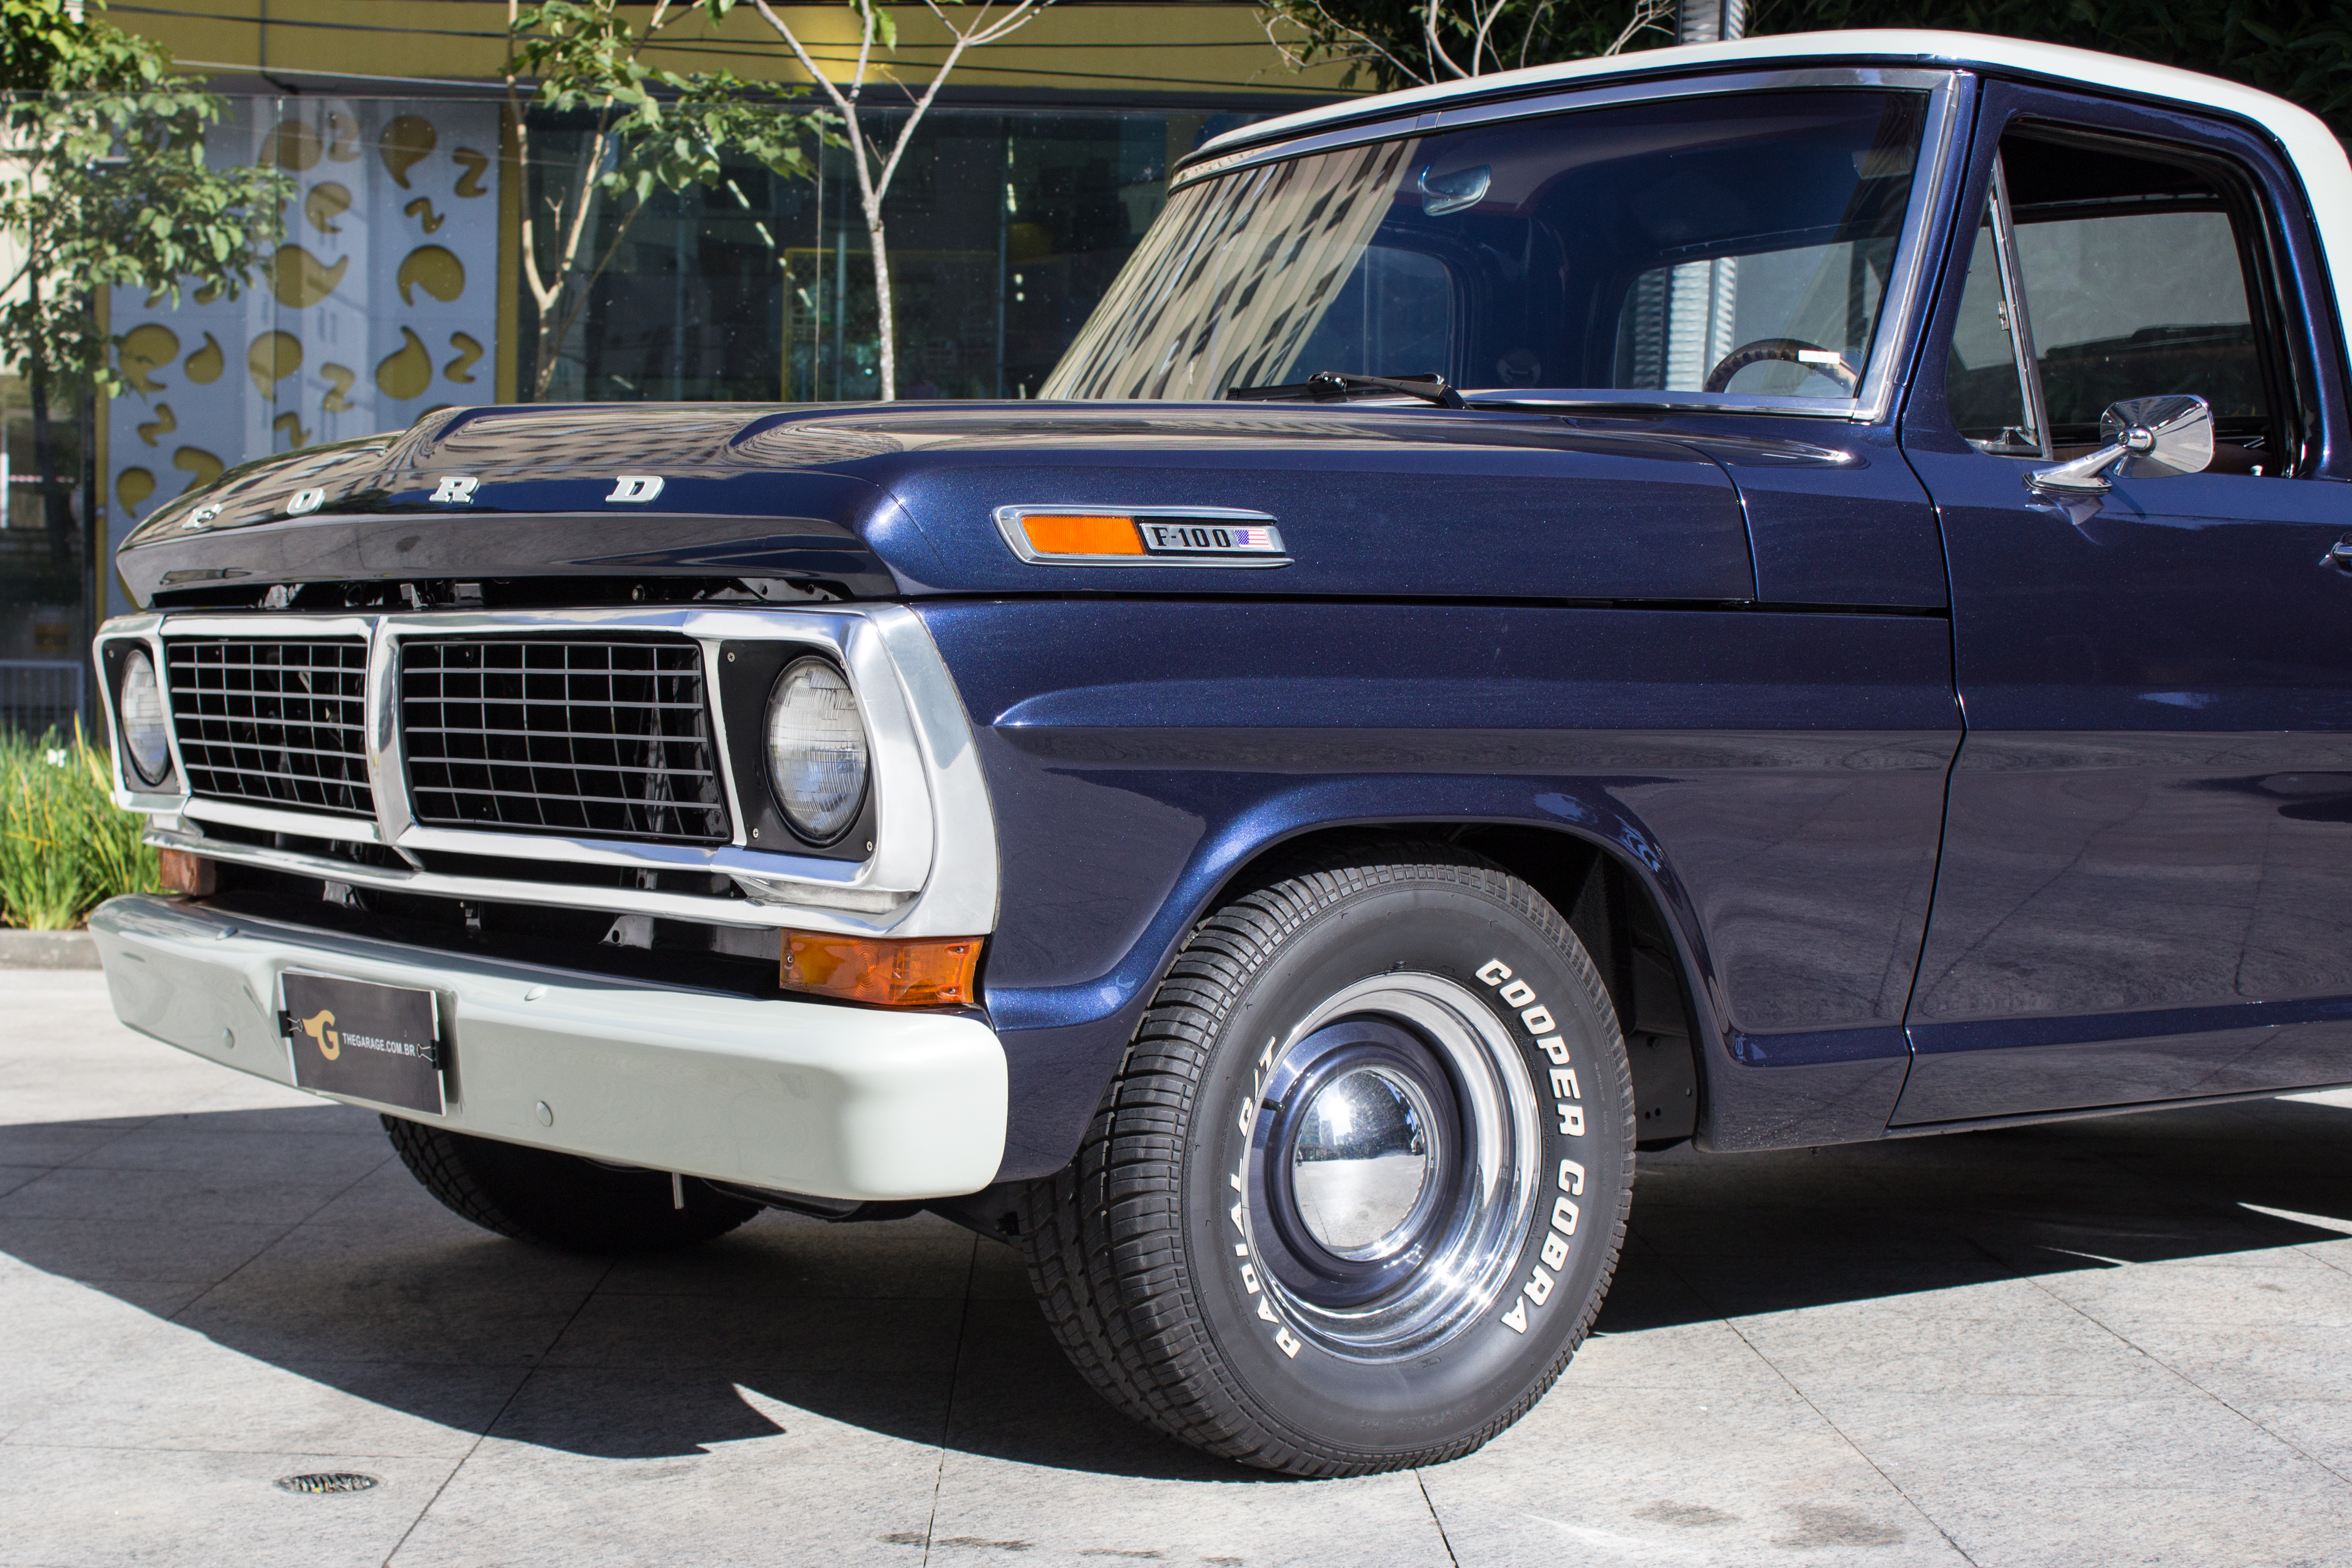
[1894,82,2352,1124]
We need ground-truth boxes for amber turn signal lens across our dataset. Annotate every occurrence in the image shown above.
[780,931,982,1007]
[157,848,216,896]
[1020,513,1143,556]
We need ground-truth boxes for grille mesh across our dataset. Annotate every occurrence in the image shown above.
[400,638,727,844]
[166,640,374,816]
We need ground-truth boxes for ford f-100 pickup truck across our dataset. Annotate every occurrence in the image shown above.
[84,30,2352,1475]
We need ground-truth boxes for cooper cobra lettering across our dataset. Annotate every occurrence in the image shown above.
[1478,958,1587,1334]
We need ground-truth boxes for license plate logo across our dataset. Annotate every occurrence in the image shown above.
[1138,518,1286,557]
[282,971,445,1115]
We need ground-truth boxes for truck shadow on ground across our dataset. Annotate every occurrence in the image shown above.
[5,1094,2352,1478]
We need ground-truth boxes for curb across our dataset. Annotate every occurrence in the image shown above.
[0,929,102,970]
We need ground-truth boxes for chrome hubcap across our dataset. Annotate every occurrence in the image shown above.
[1243,973,1543,1362]
[1289,1066,1436,1260]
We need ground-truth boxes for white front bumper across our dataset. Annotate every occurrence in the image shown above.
[87,895,1008,1202]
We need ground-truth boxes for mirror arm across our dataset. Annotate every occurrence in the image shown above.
[2027,440,2129,495]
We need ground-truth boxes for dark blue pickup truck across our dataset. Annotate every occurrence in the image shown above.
[87,30,2352,1475]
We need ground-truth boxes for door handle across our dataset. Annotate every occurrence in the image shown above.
[2324,536,2352,571]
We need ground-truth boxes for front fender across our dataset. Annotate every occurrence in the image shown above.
[922,600,1957,1178]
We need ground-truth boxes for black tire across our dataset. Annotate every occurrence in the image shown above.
[382,1115,759,1253]
[1015,845,1636,1476]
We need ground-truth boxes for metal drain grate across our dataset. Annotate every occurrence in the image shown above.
[274,1472,381,1495]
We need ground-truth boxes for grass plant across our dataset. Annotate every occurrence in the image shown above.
[0,726,161,928]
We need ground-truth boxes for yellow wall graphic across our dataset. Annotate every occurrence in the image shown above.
[321,363,358,413]
[444,333,483,384]
[135,404,176,446]
[115,468,154,516]
[380,115,436,187]
[183,332,223,383]
[171,447,222,492]
[397,245,464,306]
[247,330,302,397]
[403,197,444,234]
[376,326,431,400]
[270,244,349,309]
[117,323,178,394]
[306,182,353,234]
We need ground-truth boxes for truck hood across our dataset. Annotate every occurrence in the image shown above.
[120,401,1762,608]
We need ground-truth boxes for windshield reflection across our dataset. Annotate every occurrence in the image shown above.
[1046,90,1927,409]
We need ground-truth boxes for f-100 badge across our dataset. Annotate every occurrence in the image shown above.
[1138,518,1286,556]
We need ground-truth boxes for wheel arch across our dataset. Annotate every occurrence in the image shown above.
[1198,817,1713,1150]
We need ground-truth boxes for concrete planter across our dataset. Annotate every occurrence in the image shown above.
[0,929,102,969]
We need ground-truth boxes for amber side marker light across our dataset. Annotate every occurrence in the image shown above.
[781,931,982,1007]
[158,848,217,896]
[1020,512,1143,557]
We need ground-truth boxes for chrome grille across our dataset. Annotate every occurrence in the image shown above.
[399,638,727,845]
[165,639,374,817]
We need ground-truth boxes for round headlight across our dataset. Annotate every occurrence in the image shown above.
[117,647,172,787]
[763,656,868,844]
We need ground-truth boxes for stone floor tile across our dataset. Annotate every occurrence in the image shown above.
[1424,1384,1961,1567]
[598,1209,978,1300]
[7,1328,528,1457]
[929,1457,1448,1568]
[543,1291,967,1373]
[0,1164,357,1227]
[2030,1260,2352,1329]
[1804,1388,2336,1495]
[0,1214,295,1284]
[387,1374,944,1566]
[1905,1480,2352,1568]
[1730,1301,2185,1398]
[0,1443,454,1568]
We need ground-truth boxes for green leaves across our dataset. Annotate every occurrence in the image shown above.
[512,0,835,202]
[0,2,291,398]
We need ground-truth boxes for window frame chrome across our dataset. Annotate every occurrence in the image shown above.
[92,605,998,940]
[1158,66,1964,426]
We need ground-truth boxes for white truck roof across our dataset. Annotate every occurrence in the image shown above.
[1200,30,2352,309]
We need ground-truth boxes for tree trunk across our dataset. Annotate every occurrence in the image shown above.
[867,203,894,401]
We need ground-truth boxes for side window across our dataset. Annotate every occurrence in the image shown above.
[1945,205,2034,451]
[1946,127,2295,473]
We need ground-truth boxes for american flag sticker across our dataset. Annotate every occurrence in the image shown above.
[1137,517,1286,557]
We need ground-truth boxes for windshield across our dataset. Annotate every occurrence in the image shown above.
[1044,89,1929,408]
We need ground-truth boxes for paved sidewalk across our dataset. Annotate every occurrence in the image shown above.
[7,970,2352,1567]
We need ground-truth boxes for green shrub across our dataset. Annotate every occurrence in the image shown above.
[0,726,162,928]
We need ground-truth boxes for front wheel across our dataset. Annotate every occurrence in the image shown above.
[1017,848,1635,1475]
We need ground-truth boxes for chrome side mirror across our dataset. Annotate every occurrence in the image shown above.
[2026,395,2215,495]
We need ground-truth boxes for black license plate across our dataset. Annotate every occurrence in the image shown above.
[282,971,446,1115]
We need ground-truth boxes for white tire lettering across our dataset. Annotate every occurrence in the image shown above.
[1500,1297,1529,1333]
[1537,1035,1571,1064]
[1275,1327,1303,1359]
[1558,1103,1586,1136]
[1553,1194,1580,1235]
[1520,1006,1554,1034]
[1540,1231,1569,1270]
[1559,1159,1585,1195]
[1549,1066,1582,1101]
[1525,1266,1555,1306]
[1499,979,1536,1008]
[1257,1295,1279,1322]
[1477,959,1512,985]
[1241,1264,1261,1295]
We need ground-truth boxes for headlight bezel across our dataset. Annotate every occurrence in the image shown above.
[715,640,878,862]
[101,638,177,792]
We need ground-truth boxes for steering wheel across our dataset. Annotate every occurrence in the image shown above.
[1703,338,1859,396]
